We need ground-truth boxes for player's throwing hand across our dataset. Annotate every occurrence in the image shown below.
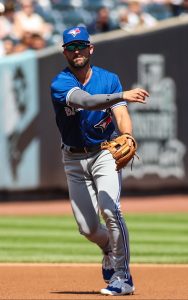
[123,88,150,103]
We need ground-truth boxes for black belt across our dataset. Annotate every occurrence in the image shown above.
[68,144,101,153]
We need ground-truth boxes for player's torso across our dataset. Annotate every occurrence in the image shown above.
[51,66,120,147]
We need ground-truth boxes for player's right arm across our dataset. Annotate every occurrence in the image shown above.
[68,88,149,111]
[51,71,149,110]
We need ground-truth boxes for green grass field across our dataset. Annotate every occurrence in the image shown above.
[0,213,187,263]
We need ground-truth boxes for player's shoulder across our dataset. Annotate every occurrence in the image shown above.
[51,68,76,90]
[92,65,119,79]
[51,67,71,84]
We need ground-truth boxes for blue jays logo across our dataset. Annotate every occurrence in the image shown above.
[94,115,112,132]
[68,28,81,37]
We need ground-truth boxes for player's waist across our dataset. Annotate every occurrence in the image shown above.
[62,144,102,154]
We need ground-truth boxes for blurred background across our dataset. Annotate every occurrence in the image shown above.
[0,0,188,199]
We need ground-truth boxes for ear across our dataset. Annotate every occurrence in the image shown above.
[62,48,67,57]
[89,44,94,55]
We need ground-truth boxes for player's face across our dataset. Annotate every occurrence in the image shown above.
[63,42,94,69]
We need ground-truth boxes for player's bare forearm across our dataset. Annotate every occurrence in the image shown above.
[112,106,132,135]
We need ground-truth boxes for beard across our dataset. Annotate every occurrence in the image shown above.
[68,56,90,69]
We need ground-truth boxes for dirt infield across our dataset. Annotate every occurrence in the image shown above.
[1,194,188,215]
[0,195,188,300]
[0,263,188,300]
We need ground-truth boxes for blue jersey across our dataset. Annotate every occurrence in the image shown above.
[51,65,125,147]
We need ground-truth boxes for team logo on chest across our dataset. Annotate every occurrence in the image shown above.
[94,115,112,132]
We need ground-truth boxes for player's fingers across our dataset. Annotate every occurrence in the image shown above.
[135,93,147,102]
[127,138,133,147]
[135,98,147,103]
[130,96,147,103]
[139,89,150,97]
[125,91,147,103]
[138,91,146,98]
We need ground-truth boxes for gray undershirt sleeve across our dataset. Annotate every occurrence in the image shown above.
[67,89,124,110]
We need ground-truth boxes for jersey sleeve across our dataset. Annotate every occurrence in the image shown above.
[110,74,127,110]
[51,73,79,104]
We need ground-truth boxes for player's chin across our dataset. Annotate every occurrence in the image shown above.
[73,58,89,68]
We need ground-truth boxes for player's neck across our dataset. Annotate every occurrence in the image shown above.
[70,64,92,85]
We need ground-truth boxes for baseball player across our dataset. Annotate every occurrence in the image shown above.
[50,26,149,296]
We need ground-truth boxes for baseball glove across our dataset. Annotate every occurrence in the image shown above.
[101,133,138,171]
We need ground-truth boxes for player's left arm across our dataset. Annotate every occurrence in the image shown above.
[112,105,133,145]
